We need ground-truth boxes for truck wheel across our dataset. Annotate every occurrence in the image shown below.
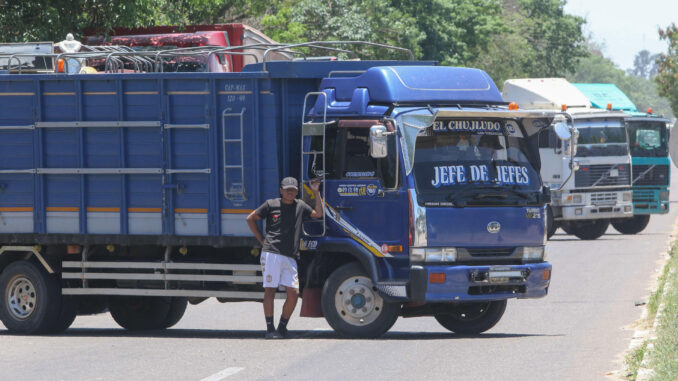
[611,215,651,235]
[0,260,63,334]
[560,222,575,235]
[570,219,610,240]
[46,295,78,333]
[434,300,507,334]
[109,296,172,331]
[161,297,187,329]
[321,262,399,338]
[546,207,558,239]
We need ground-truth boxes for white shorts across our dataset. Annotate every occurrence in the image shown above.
[260,251,299,289]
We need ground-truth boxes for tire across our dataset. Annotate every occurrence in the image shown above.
[109,296,172,331]
[570,219,610,240]
[546,206,558,239]
[560,222,575,235]
[0,260,63,334]
[321,262,399,338]
[434,299,507,334]
[76,296,109,316]
[161,297,187,329]
[611,215,651,235]
[47,295,78,333]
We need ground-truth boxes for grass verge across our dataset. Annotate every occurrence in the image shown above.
[624,242,677,380]
[647,252,678,380]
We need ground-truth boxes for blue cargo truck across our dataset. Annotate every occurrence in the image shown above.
[0,43,568,337]
[574,83,671,234]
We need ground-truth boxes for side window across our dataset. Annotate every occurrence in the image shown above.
[343,128,377,178]
[307,127,339,179]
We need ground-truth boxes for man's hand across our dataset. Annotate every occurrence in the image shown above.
[310,178,321,192]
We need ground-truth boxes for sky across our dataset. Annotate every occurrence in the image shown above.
[564,0,678,71]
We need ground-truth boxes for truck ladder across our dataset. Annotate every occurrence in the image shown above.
[222,108,247,201]
[301,91,330,237]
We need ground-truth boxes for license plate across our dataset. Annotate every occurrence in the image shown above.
[609,169,619,177]
[488,270,523,283]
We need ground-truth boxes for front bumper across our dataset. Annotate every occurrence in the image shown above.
[559,203,633,220]
[408,262,551,303]
[632,188,670,215]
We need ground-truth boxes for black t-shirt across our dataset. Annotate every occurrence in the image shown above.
[255,198,314,260]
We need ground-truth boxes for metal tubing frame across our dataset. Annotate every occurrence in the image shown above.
[300,91,328,237]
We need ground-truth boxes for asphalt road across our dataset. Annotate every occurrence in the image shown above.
[2,173,677,381]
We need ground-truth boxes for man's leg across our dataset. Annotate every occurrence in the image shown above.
[261,252,282,338]
[281,286,299,319]
[277,257,300,336]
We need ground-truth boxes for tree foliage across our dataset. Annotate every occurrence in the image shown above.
[568,46,674,119]
[630,49,659,79]
[472,0,588,87]
[656,24,678,115]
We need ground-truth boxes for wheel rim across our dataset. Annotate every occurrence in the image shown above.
[334,275,384,326]
[6,276,37,320]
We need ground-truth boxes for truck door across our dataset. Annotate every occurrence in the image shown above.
[311,124,407,257]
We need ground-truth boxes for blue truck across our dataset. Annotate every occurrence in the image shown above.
[573,83,671,234]
[0,43,567,337]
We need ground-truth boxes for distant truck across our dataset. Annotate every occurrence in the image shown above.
[0,42,569,338]
[503,78,633,240]
[573,83,671,234]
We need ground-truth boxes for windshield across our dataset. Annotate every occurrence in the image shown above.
[412,119,541,206]
[627,121,668,157]
[576,122,628,157]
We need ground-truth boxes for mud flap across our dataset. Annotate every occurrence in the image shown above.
[300,287,324,317]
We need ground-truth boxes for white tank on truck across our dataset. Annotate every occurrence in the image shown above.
[503,78,633,240]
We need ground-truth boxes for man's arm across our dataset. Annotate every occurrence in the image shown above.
[309,180,323,219]
[246,212,265,246]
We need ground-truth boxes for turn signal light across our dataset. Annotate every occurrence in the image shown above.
[388,245,403,253]
[647,108,653,114]
[508,102,519,110]
[429,273,446,284]
[606,103,612,110]
[561,104,568,111]
[542,269,551,280]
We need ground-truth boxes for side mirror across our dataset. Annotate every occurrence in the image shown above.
[369,125,389,158]
[554,121,571,140]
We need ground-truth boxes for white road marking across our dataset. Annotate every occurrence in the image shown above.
[200,367,244,381]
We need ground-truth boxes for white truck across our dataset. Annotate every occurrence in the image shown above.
[503,78,633,240]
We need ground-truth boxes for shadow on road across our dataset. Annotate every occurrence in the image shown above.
[0,328,562,341]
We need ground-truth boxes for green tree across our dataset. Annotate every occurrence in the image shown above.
[473,0,588,87]
[568,46,674,119]
[261,0,424,60]
[389,0,505,66]
[656,24,678,115]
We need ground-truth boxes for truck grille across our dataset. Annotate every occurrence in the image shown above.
[632,189,655,203]
[575,164,630,188]
[632,164,669,186]
[466,248,515,257]
[590,192,617,205]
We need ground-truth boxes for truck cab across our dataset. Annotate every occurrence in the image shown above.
[297,66,566,336]
[503,78,633,240]
[573,83,671,234]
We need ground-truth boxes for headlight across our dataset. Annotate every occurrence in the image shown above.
[522,246,545,262]
[623,192,632,202]
[573,195,582,204]
[410,247,457,262]
[660,191,670,201]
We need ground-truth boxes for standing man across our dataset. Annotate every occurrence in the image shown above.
[246,177,323,338]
